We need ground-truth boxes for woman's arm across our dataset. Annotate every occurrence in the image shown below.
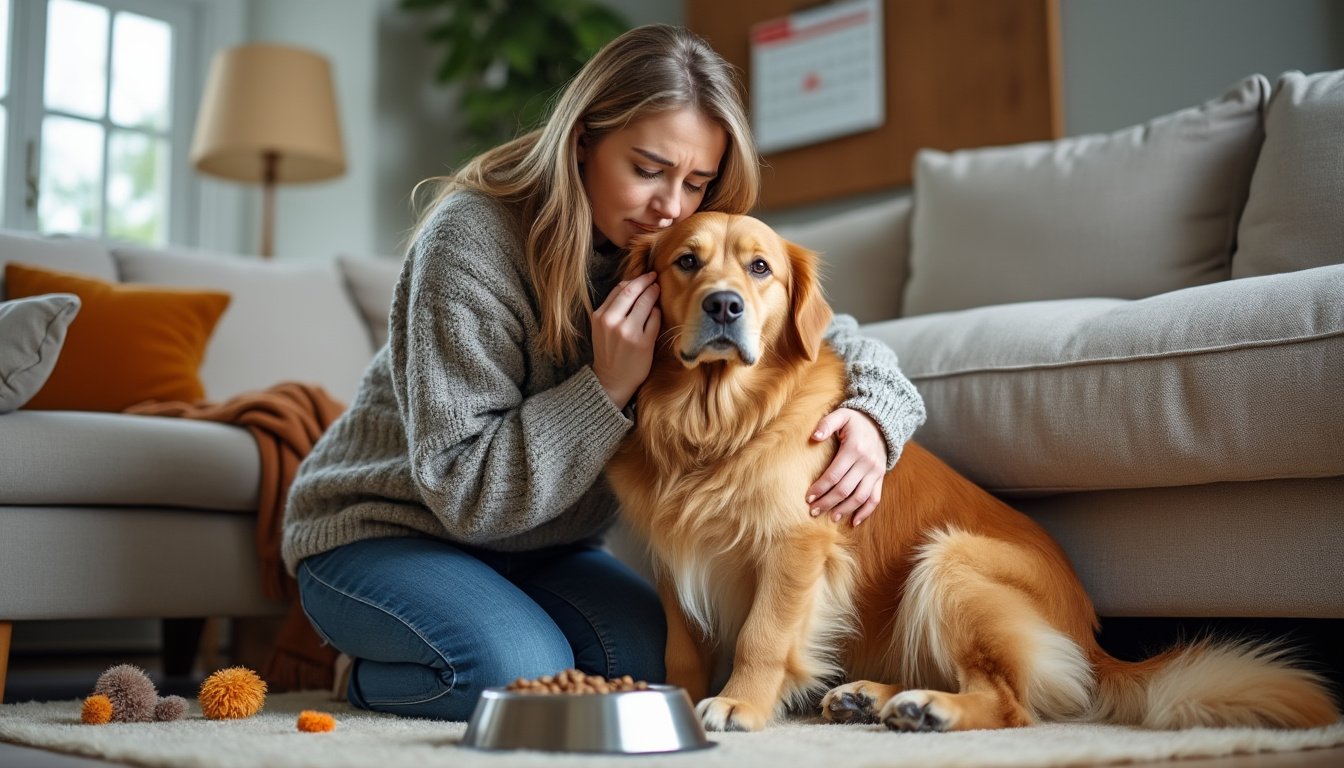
[804,313,926,526]
[388,196,632,545]
[824,313,926,470]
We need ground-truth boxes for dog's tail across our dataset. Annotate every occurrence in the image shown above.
[1087,639,1338,729]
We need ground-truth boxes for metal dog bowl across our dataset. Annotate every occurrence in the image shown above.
[461,685,714,754]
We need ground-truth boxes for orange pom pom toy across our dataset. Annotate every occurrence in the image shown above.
[198,666,267,720]
[82,694,113,725]
[296,710,337,732]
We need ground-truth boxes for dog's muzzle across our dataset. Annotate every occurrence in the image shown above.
[680,290,757,365]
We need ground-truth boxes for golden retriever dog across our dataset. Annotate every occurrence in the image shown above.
[605,212,1339,733]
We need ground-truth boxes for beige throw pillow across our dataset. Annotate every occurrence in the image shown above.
[338,253,404,350]
[903,74,1270,317]
[112,246,374,403]
[1232,69,1344,278]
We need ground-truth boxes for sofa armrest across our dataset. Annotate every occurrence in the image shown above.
[774,194,912,323]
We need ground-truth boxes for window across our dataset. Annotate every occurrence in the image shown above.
[0,0,9,220]
[2,0,243,248]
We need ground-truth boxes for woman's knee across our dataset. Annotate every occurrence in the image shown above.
[350,635,575,721]
[522,548,668,682]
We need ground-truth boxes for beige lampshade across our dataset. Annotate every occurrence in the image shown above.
[190,44,346,183]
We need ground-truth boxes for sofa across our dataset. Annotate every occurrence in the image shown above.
[0,236,403,701]
[1,68,1340,703]
[773,69,1343,621]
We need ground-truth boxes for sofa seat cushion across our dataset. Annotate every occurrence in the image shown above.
[0,410,259,510]
[0,505,284,619]
[864,264,1344,494]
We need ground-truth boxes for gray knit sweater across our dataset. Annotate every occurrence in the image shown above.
[281,191,926,574]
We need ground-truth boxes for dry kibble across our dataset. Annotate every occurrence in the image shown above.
[504,668,650,694]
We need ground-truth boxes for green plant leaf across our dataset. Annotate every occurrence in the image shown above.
[404,0,630,149]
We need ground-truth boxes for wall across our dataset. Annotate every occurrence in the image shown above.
[1061,0,1344,136]
[766,0,1344,228]
[245,0,379,261]
[370,0,683,259]
[240,0,1344,254]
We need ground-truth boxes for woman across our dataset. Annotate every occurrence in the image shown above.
[282,24,925,721]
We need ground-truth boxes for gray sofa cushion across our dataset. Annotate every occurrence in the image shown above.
[904,74,1270,317]
[0,293,80,413]
[113,245,374,404]
[1019,478,1344,618]
[0,505,283,620]
[1233,69,1344,279]
[0,410,259,510]
[338,253,403,350]
[865,263,1344,494]
[774,195,912,323]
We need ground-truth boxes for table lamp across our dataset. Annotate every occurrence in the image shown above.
[190,44,346,258]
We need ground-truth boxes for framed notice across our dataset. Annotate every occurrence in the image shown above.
[749,0,885,154]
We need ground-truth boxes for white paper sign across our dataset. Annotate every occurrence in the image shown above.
[749,0,885,154]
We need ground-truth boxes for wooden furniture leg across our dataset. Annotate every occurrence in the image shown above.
[0,621,12,704]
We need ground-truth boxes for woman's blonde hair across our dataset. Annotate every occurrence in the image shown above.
[412,24,760,365]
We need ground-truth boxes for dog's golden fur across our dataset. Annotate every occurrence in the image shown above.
[606,212,1339,733]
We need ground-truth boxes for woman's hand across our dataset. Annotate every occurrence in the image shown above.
[592,271,661,409]
[807,408,888,527]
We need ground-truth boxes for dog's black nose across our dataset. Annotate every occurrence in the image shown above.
[702,291,744,325]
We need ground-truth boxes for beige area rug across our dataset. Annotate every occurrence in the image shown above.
[2,691,1343,768]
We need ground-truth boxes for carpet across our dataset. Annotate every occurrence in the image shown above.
[2,691,1343,768]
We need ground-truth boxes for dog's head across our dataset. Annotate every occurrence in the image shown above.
[623,212,832,368]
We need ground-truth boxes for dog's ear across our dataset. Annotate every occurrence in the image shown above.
[621,231,660,281]
[786,239,833,361]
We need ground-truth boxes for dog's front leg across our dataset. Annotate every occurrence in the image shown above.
[658,577,713,702]
[696,535,828,731]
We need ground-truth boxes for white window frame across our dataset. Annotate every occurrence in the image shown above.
[2,0,244,248]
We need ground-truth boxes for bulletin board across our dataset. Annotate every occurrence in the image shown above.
[686,0,1062,211]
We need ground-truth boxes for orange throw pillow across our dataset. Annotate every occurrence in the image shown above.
[5,262,230,411]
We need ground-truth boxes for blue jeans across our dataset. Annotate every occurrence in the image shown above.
[295,536,666,721]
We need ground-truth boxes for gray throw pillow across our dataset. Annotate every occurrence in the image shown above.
[1232,69,1344,278]
[904,74,1270,317]
[0,292,81,413]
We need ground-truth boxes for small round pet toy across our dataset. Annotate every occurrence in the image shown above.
[82,664,187,723]
[81,694,114,725]
[198,666,268,720]
[297,710,337,732]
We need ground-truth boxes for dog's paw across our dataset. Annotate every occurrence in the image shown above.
[879,690,954,733]
[820,682,882,724]
[695,696,768,732]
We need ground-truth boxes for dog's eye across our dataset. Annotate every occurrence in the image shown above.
[677,252,699,271]
[749,258,771,276]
